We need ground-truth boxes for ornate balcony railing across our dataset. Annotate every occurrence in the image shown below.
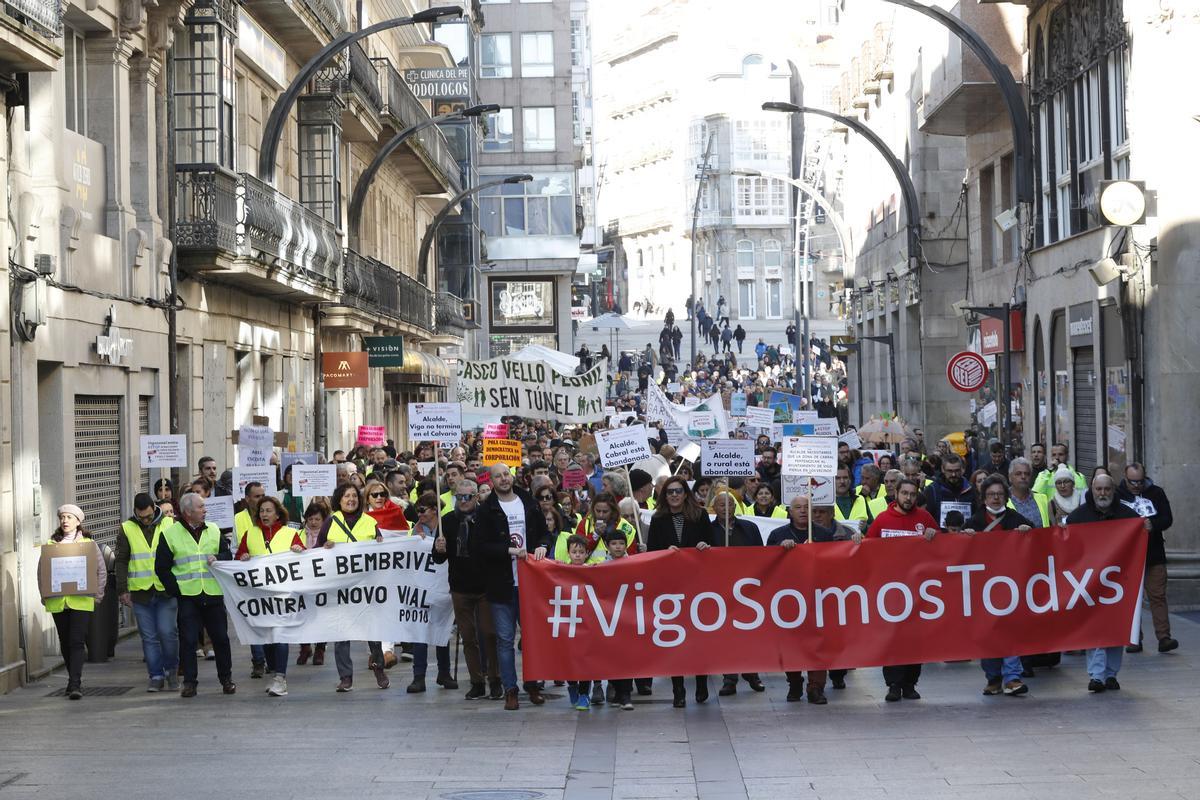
[343,249,434,332]
[174,167,340,288]
[374,58,463,193]
[4,0,63,37]
[302,0,345,39]
[237,173,341,285]
[174,166,238,253]
[436,293,469,332]
[313,42,382,114]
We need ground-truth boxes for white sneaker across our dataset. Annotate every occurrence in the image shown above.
[268,675,288,697]
[205,649,216,660]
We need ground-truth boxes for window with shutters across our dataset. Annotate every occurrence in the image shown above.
[74,396,123,549]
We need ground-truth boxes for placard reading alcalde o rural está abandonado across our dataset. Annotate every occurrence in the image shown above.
[699,439,757,477]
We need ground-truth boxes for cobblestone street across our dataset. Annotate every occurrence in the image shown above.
[2,613,1198,800]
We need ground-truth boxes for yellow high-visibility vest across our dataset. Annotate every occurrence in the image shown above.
[163,522,223,596]
[122,518,171,591]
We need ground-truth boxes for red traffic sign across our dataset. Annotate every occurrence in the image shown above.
[947,351,989,393]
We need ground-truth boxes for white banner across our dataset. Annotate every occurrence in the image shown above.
[208,537,453,645]
[646,384,732,441]
[455,358,607,423]
[699,439,757,477]
[596,425,653,468]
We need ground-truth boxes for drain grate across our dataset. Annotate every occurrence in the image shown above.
[441,793,546,800]
[45,686,134,697]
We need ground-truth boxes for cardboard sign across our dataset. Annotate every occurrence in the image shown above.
[561,467,588,489]
[781,474,836,506]
[596,425,653,468]
[204,494,236,530]
[781,437,839,476]
[730,392,747,417]
[746,406,775,428]
[408,402,462,442]
[37,540,102,600]
[323,352,369,389]
[482,437,523,468]
[140,434,188,468]
[699,439,757,477]
[293,464,336,496]
[483,423,509,439]
[356,425,387,447]
[839,430,863,450]
[233,466,279,498]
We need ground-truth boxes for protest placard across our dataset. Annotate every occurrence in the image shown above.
[292,464,336,496]
[561,467,588,489]
[811,418,840,436]
[792,410,819,425]
[140,434,187,468]
[699,439,757,477]
[781,474,836,505]
[838,430,863,450]
[773,423,815,442]
[781,437,839,476]
[684,396,701,407]
[281,451,321,474]
[416,461,435,477]
[204,494,236,530]
[408,402,462,442]
[688,411,716,432]
[482,437,523,468]
[233,466,280,498]
[666,382,682,394]
[596,425,653,468]
[768,391,804,423]
[746,406,775,428]
[483,423,509,439]
[730,392,747,417]
[356,425,387,446]
[239,424,274,450]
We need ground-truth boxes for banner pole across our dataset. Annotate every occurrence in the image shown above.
[807,479,813,544]
[624,464,644,550]
[724,483,730,548]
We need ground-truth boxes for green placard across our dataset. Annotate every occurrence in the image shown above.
[364,336,404,367]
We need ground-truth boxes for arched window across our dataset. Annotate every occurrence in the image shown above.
[736,239,754,269]
[762,239,782,269]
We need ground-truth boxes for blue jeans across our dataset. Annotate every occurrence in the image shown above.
[267,644,288,676]
[981,656,1023,682]
[1088,646,1123,680]
[131,595,179,680]
[412,643,450,679]
[492,595,529,693]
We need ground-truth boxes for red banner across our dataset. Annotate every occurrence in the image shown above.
[517,520,1147,680]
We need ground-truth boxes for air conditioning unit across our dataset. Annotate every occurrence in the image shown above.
[34,253,55,274]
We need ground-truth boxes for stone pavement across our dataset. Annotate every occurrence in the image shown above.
[2,612,1199,800]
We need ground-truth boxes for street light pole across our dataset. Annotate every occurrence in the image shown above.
[689,132,715,369]
[417,173,533,291]
[257,5,463,183]
[347,104,498,251]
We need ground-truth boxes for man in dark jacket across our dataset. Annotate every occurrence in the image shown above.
[1067,473,1148,693]
[433,480,501,700]
[474,463,550,710]
[962,476,1033,697]
[767,496,837,703]
[1116,463,1178,653]
[923,453,976,528]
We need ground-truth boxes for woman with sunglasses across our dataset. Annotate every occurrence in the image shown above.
[364,478,410,532]
[406,492,456,693]
[647,476,715,708]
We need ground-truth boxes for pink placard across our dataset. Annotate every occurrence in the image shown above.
[561,467,588,490]
[356,425,387,446]
[483,423,509,439]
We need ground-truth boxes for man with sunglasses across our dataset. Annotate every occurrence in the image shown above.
[1117,463,1178,654]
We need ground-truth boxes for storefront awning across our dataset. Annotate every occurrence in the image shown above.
[383,349,451,388]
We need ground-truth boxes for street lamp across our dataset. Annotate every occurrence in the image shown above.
[257,5,464,183]
[763,101,922,268]
[953,302,1016,456]
[348,104,499,251]
[417,173,533,295]
[689,133,715,367]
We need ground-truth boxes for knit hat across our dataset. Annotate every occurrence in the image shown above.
[1054,465,1075,483]
[629,469,653,493]
[57,504,85,523]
